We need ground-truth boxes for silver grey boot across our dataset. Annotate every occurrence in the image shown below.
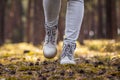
[43,25,58,59]
[60,43,76,64]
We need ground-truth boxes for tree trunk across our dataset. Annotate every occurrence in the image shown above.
[79,24,84,45]
[12,0,23,42]
[97,0,104,38]
[58,0,66,42]
[4,0,23,43]
[26,0,34,43]
[106,0,117,39]
[0,0,6,45]
[33,0,45,45]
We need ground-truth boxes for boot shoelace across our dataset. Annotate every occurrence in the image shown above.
[61,43,76,60]
[45,25,57,45]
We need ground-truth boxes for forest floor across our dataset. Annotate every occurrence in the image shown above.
[0,40,120,80]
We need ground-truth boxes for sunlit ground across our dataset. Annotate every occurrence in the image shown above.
[0,40,120,80]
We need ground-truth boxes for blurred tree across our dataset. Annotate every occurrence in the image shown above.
[0,0,7,45]
[58,0,66,42]
[33,0,45,45]
[97,0,104,38]
[26,0,34,43]
[79,25,84,45]
[26,0,45,45]
[106,0,117,39]
[4,0,23,43]
[116,0,120,38]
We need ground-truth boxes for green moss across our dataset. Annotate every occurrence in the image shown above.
[20,75,33,79]
[18,66,41,71]
[6,77,17,80]
[91,76,105,80]
[18,66,30,71]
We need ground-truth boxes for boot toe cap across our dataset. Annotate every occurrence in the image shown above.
[43,46,57,59]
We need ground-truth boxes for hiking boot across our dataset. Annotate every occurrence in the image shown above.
[43,25,58,59]
[60,43,76,64]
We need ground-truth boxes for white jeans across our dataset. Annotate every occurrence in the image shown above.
[43,0,84,44]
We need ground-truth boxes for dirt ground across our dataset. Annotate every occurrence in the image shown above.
[0,40,120,80]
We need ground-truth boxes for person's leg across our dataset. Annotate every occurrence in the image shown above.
[60,0,84,64]
[43,0,61,27]
[43,0,61,58]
